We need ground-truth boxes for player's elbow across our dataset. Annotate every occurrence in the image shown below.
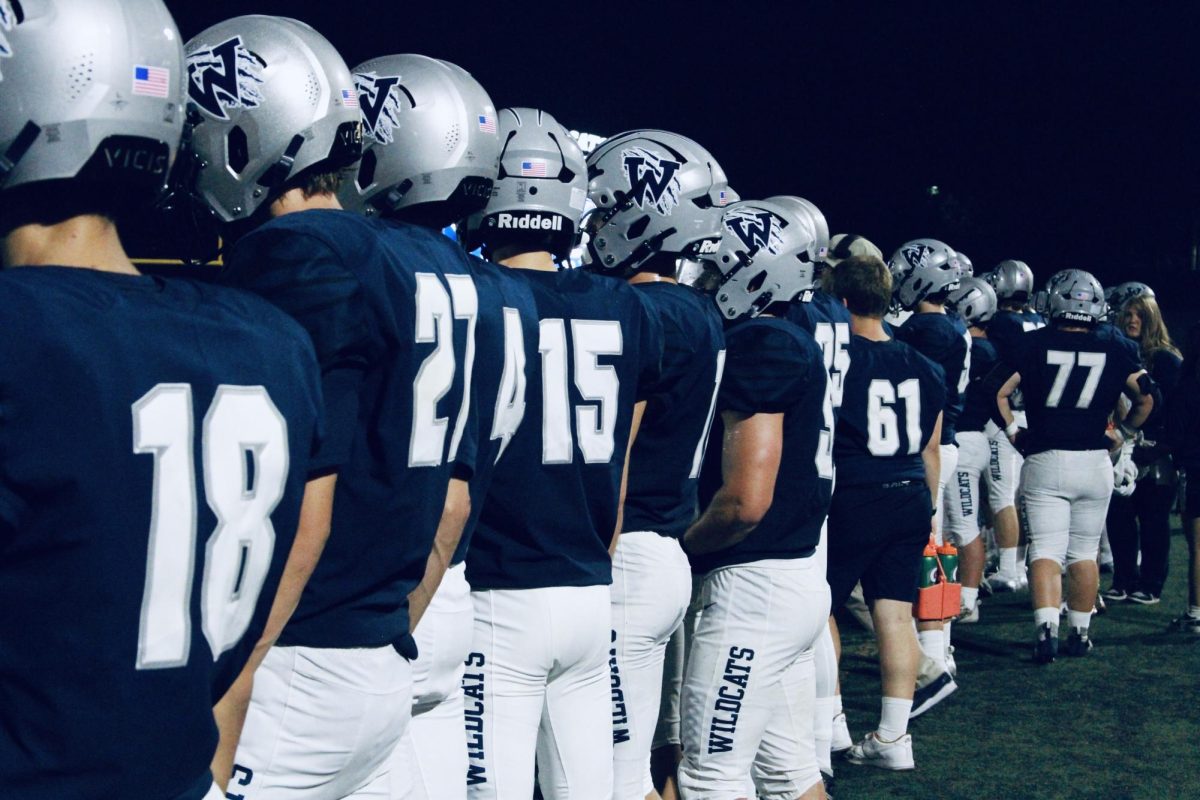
[727,488,772,529]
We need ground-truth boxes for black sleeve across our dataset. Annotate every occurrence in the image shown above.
[718,325,809,415]
[225,229,376,475]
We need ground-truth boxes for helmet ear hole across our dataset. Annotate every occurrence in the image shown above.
[10,0,24,23]
[626,214,650,241]
[226,126,249,175]
[746,270,768,294]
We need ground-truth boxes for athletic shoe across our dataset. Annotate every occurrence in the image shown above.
[845,731,915,771]
[945,645,957,679]
[1101,588,1128,602]
[1033,622,1058,664]
[1129,591,1160,605]
[910,660,957,718]
[983,572,1021,594]
[1099,559,1115,574]
[1094,592,1107,615]
[958,602,980,624]
[1064,627,1093,657]
[831,712,853,753]
[1168,614,1200,635]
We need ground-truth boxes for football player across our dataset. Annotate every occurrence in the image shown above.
[826,254,946,770]
[580,130,731,800]
[679,197,832,800]
[337,57,528,800]
[457,124,664,800]
[944,277,1001,622]
[996,269,1153,661]
[185,26,480,798]
[888,238,968,713]
[982,259,1044,593]
[0,3,324,798]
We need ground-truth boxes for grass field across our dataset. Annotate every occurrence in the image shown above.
[833,526,1200,800]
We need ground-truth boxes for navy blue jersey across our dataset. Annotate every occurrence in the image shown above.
[787,290,853,422]
[466,269,664,590]
[988,308,1045,364]
[895,312,970,444]
[1012,325,1144,454]
[0,268,322,800]
[834,336,947,486]
[621,281,726,540]
[691,317,832,573]
[451,257,540,564]
[223,211,475,649]
[956,336,1000,433]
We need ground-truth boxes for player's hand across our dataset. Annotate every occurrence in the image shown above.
[1008,428,1030,456]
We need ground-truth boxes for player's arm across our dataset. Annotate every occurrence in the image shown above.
[409,476,471,632]
[921,412,944,534]
[611,400,647,556]
[996,370,1023,439]
[683,409,782,555]
[211,473,337,789]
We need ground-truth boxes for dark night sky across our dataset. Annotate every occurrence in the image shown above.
[164,2,1200,289]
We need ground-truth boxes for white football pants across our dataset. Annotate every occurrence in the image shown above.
[679,558,831,800]
[464,584,612,800]
[983,420,1021,510]
[231,644,412,800]
[934,443,960,544]
[947,431,988,547]
[391,563,473,800]
[610,531,693,799]
[1022,449,1114,566]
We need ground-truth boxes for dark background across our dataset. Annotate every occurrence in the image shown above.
[158,2,1200,317]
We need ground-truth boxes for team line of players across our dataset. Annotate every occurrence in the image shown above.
[0,5,1161,800]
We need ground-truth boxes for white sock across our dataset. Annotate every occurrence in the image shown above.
[878,697,912,741]
[1034,606,1059,631]
[1067,610,1091,632]
[999,547,1018,575]
[918,629,945,667]
[814,696,836,772]
[961,586,979,611]
[1189,605,1200,619]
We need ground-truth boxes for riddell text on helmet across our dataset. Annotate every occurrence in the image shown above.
[493,212,564,231]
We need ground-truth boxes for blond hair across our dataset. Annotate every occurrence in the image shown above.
[1121,295,1180,366]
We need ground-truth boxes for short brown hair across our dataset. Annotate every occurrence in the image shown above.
[279,167,342,200]
[832,254,892,318]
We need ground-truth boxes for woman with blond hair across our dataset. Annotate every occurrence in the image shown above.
[1103,293,1183,604]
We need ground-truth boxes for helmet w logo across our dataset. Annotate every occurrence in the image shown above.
[724,208,783,255]
[354,72,404,145]
[186,36,266,120]
[0,0,14,82]
[621,147,682,216]
[901,243,933,269]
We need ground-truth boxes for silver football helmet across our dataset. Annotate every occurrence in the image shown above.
[947,276,997,326]
[986,259,1035,303]
[340,54,499,223]
[582,129,734,276]
[685,198,821,321]
[888,238,962,310]
[458,107,586,259]
[182,16,361,222]
[955,250,974,278]
[765,195,830,266]
[0,0,184,197]
[1046,269,1105,324]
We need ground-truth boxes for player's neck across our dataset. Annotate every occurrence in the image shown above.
[970,327,987,338]
[916,300,945,314]
[2,215,138,275]
[269,189,342,218]
[497,250,557,272]
[628,272,676,285]
[851,314,891,341]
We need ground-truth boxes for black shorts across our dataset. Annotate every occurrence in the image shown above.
[827,481,933,610]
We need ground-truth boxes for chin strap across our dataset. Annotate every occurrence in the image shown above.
[0,121,42,184]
